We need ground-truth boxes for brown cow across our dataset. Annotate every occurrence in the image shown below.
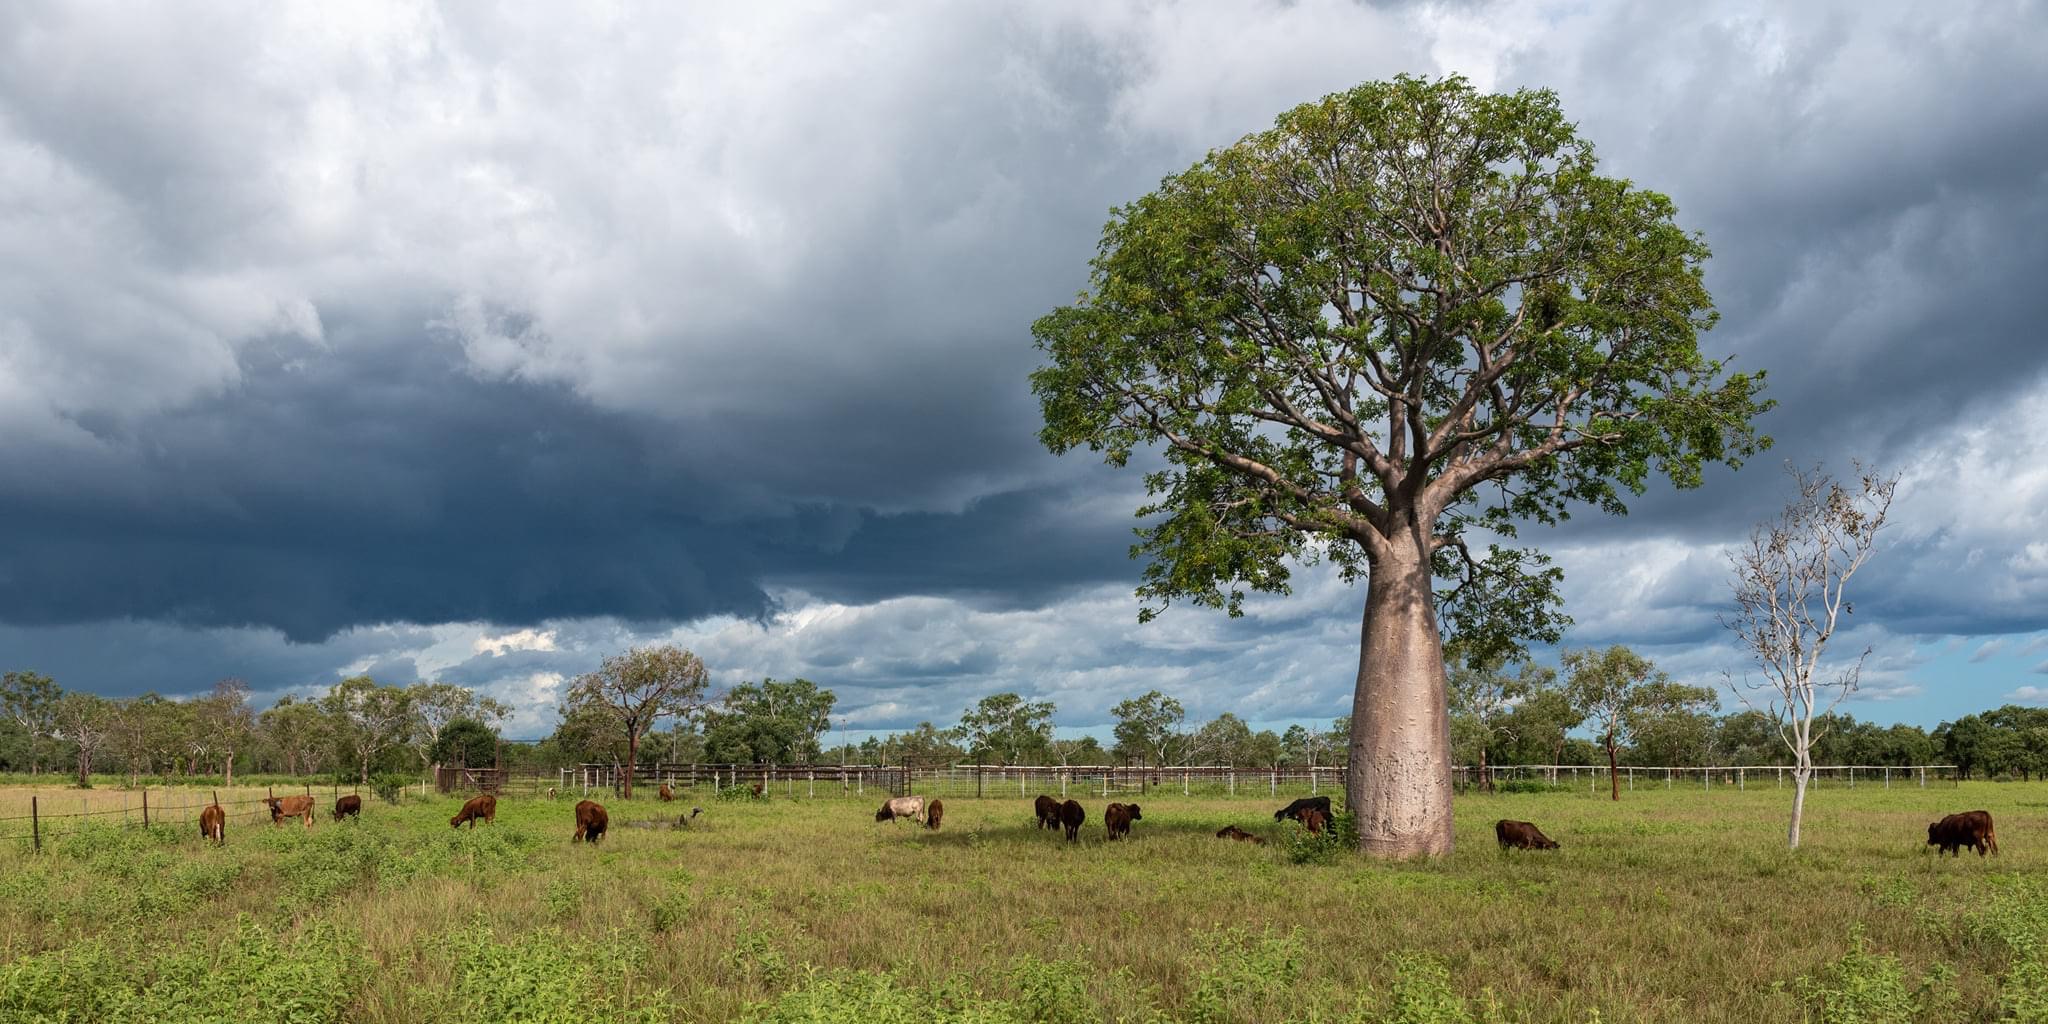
[1274,796,1333,823]
[1495,819,1560,850]
[658,783,674,802]
[926,798,944,831]
[332,794,362,821]
[1104,802,1142,840]
[262,795,315,829]
[1033,794,1059,830]
[450,793,497,829]
[574,799,608,843]
[1058,799,1085,842]
[1928,810,1998,857]
[198,803,226,844]
[1216,825,1265,845]
[1299,808,1327,835]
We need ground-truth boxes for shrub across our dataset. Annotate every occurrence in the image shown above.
[1185,927,1305,1024]
[740,969,1028,1024]
[1384,952,1474,1024]
[1791,936,1925,1024]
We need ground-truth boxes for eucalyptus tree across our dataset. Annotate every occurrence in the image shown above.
[1032,75,1768,855]
[560,645,710,798]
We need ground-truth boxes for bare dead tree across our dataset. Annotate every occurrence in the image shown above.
[1724,463,1897,850]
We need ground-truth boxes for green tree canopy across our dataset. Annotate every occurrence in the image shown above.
[430,718,500,769]
[1032,74,1768,856]
[955,692,1055,765]
[1111,690,1187,765]
[702,678,838,764]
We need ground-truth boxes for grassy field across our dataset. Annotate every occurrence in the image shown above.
[0,779,2043,1023]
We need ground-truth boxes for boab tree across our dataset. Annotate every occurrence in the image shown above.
[1724,464,1897,849]
[562,645,710,799]
[1032,75,1769,856]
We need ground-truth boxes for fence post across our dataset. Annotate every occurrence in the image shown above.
[1849,766,1855,789]
[1229,770,1235,796]
[1184,768,1190,797]
[1703,768,1708,792]
[1271,771,1277,797]
[142,789,150,828]
[1884,767,1890,788]
[1628,767,1633,791]
[1919,767,1926,788]
[809,771,815,799]
[1311,770,1318,795]
[31,796,40,853]
[1739,768,1744,791]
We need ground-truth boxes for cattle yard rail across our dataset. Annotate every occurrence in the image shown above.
[558,762,1963,801]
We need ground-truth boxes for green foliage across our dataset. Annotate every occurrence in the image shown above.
[0,917,364,1024]
[542,877,581,921]
[1002,956,1095,1024]
[1032,74,1768,660]
[721,928,793,988]
[432,719,501,770]
[453,924,667,1024]
[741,970,1029,1024]
[1111,690,1187,764]
[1791,935,1944,1024]
[1384,952,1477,1024]
[1185,928,1306,1024]
[2001,959,2048,1023]
[954,692,1056,766]
[648,888,690,933]
[703,678,838,765]
[1281,813,1349,866]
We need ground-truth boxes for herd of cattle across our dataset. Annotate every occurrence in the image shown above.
[870,791,2006,858]
[186,786,2007,861]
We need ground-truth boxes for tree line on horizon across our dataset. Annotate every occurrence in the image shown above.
[3,641,2042,786]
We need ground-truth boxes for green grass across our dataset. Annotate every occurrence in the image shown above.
[0,781,2042,1022]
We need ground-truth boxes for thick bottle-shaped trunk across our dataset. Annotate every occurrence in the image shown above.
[1347,542,1454,858]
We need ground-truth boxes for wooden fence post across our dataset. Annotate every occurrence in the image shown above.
[31,796,40,853]
[142,789,150,828]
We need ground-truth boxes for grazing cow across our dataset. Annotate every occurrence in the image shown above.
[1034,794,1060,830]
[658,783,674,802]
[926,799,944,831]
[1216,825,1265,845]
[1274,796,1333,823]
[332,794,362,822]
[573,799,609,843]
[1104,802,1142,840]
[198,803,226,845]
[262,795,315,829]
[1058,799,1085,842]
[1927,810,1998,857]
[1299,808,1327,835]
[450,793,498,829]
[874,795,927,825]
[1495,819,1560,851]
[751,782,765,798]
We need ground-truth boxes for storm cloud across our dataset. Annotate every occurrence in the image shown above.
[3,1,2046,732]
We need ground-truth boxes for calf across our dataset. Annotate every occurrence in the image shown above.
[874,795,927,824]
[1299,808,1327,835]
[332,794,362,822]
[926,798,944,831]
[262,795,315,829]
[1216,825,1265,845]
[198,803,226,845]
[1495,819,1560,851]
[546,786,558,801]
[1104,802,1142,840]
[450,793,497,829]
[658,783,674,802]
[1034,794,1060,830]
[1274,796,1333,823]
[1927,810,1998,857]
[573,799,608,843]
[1058,799,1085,842]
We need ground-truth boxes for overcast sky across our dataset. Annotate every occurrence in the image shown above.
[3,1,2046,740]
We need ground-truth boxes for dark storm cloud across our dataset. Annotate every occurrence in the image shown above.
[0,323,1140,651]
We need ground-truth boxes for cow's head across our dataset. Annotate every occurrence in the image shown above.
[1126,804,1142,821]
[874,805,893,822]
[1927,823,1941,845]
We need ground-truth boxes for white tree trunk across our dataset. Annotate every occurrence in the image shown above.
[1788,766,1811,849]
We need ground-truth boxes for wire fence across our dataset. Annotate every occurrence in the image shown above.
[0,780,436,851]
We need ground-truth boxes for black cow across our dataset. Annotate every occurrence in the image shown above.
[332,794,362,821]
[1274,796,1333,823]
[1058,799,1085,842]
[1033,794,1060,830]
